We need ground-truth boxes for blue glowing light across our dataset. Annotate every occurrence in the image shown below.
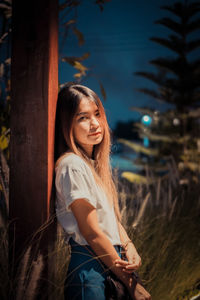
[143,137,149,147]
[141,115,152,126]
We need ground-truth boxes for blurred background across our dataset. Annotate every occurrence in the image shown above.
[58,0,200,179]
[0,0,200,299]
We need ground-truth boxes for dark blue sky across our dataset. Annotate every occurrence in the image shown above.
[59,0,180,129]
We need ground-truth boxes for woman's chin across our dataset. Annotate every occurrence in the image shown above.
[89,134,103,144]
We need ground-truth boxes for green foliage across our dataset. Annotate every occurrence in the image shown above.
[133,1,200,172]
[135,1,200,110]
[131,107,200,172]
[118,138,159,156]
[59,0,107,98]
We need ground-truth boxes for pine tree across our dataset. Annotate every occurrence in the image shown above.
[121,1,200,180]
[135,1,200,112]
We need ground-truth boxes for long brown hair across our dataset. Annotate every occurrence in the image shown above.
[55,83,121,220]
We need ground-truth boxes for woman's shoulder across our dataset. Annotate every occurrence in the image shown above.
[55,152,88,173]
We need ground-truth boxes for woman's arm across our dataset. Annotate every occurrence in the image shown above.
[70,199,151,300]
[116,222,142,273]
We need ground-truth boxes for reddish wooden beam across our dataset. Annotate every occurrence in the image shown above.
[10,0,58,296]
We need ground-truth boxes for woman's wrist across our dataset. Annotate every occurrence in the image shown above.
[122,239,133,251]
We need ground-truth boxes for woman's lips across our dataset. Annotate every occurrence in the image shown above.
[88,132,101,136]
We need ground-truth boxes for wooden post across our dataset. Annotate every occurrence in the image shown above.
[10,0,58,297]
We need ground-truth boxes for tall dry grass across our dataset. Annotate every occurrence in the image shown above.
[0,158,200,299]
[0,217,70,299]
[117,160,200,300]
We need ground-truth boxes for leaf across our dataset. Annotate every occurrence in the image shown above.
[61,53,90,65]
[150,36,185,55]
[121,172,149,184]
[178,161,200,172]
[161,2,200,20]
[0,32,9,44]
[73,72,82,78]
[0,148,9,184]
[6,79,10,92]
[73,61,88,79]
[62,54,89,80]
[155,17,182,35]
[134,161,169,172]
[99,81,106,101]
[135,88,162,101]
[72,27,84,46]
[61,56,77,66]
[0,64,4,78]
[130,106,155,117]
[74,61,88,74]
[63,19,76,27]
[0,127,9,150]
[135,70,166,86]
[118,138,158,156]
[95,0,111,11]
[137,126,191,144]
[59,1,80,11]
[81,52,90,60]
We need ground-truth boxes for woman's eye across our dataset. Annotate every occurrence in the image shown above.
[95,112,100,117]
[78,116,87,122]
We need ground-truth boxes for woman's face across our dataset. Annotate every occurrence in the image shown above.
[72,97,104,157]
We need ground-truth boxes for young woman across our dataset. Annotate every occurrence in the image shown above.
[54,83,151,300]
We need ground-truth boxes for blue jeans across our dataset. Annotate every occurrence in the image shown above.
[64,238,122,300]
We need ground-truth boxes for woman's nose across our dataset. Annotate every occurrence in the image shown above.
[90,116,99,129]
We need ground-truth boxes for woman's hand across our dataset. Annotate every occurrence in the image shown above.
[115,260,151,300]
[115,242,141,273]
[125,242,142,272]
[132,283,151,300]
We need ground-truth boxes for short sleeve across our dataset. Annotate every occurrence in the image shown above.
[60,166,97,211]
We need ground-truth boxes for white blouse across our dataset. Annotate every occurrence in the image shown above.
[55,153,121,245]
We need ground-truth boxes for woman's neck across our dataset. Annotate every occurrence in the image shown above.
[80,145,94,159]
